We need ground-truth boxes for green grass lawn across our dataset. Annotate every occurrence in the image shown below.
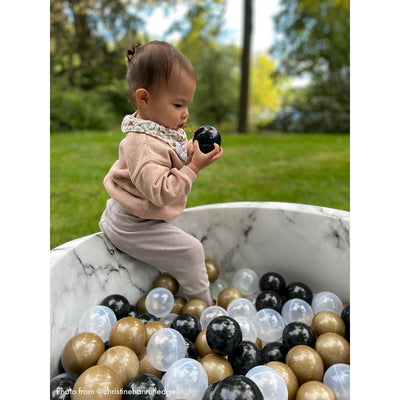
[50,130,349,249]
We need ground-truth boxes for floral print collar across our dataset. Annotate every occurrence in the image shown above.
[121,112,187,163]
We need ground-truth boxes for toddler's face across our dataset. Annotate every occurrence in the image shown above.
[146,66,196,131]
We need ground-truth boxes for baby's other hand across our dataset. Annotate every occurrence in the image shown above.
[187,139,194,162]
[187,141,223,174]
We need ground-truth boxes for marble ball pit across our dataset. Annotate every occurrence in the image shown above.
[50,201,349,380]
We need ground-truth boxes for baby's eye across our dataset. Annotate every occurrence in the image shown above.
[174,104,183,108]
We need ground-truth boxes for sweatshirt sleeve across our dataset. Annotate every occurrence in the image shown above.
[121,134,197,208]
[133,161,197,207]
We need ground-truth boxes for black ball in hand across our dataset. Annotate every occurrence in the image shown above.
[193,125,221,153]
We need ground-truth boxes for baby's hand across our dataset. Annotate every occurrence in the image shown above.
[187,140,223,174]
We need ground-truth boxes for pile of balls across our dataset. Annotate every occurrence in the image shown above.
[50,260,350,400]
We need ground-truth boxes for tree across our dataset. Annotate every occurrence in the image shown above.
[269,0,350,133]
[238,0,253,133]
[171,0,241,127]
[249,53,281,125]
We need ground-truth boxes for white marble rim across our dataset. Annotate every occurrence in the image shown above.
[50,201,349,255]
[177,201,350,220]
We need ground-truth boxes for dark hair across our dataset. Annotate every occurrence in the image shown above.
[126,41,196,107]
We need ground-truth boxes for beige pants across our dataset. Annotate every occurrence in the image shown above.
[99,199,211,305]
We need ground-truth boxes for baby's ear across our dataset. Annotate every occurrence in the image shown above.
[135,88,150,107]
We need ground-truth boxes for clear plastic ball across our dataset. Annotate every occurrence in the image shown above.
[281,298,314,325]
[200,305,228,329]
[147,328,186,371]
[323,363,350,400]
[234,316,257,343]
[145,287,174,318]
[210,278,228,300]
[160,312,178,327]
[312,291,343,316]
[246,365,288,400]
[227,297,257,320]
[78,305,117,342]
[253,308,285,343]
[162,358,208,400]
[246,292,260,305]
[232,268,259,295]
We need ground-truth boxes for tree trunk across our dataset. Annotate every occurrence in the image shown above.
[238,0,252,133]
[66,0,93,70]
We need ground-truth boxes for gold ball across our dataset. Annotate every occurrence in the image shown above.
[200,353,234,385]
[312,311,346,337]
[315,332,350,369]
[295,381,336,400]
[172,297,187,314]
[96,345,139,387]
[145,321,166,345]
[61,332,105,376]
[137,347,163,379]
[205,259,220,283]
[267,361,299,400]
[217,287,242,309]
[137,296,148,314]
[195,329,214,357]
[153,272,179,295]
[71,365,122,400]
[285,345,324,385]
[109,317,147,353]
[182,299,208,319]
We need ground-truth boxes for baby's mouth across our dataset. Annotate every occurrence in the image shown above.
[177,124,184,130]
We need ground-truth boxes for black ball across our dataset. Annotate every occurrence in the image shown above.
[261,341,289,363]
[57,357,65,374]
[206,316,242,356]
[128,304,139,318]
[202,382,219,400]
[255,290,283,312]
[285,282,313,304]
[213,375,263,400]
[259,272,286,296]
[170,313,201,342]
[124,374,166,400]
[282,321,316,349]
[50,375,76,400]
[228,341,264,375]
[101,294,130,320]
[138,313,158,324]
[193,125,221,154]
[341,304,350,342]
[184,337,198,360]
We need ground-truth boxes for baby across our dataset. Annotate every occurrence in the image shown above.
[99,41,223,304]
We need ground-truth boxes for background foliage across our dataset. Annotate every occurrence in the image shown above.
[50,0,350,133]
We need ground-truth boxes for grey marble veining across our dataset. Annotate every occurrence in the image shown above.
[50,201,349,378]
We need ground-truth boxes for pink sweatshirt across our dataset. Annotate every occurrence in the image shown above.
[103,130,197,221]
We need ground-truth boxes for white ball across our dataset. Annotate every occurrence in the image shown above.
[200,305,228,329]
[323,363,350,400]
[147,328,186,371]
[246,365,288,400]
[312,291,343,316]
[210,278,228,300]
[232,268,259,295]
[162,358,208,400]
[145,287,174,318]
[281,298,314,325]
[227,298,257,320]
[253,308,285,343]
[160,312,178,327]
[78,305,116,342]
[234,316,258,343]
